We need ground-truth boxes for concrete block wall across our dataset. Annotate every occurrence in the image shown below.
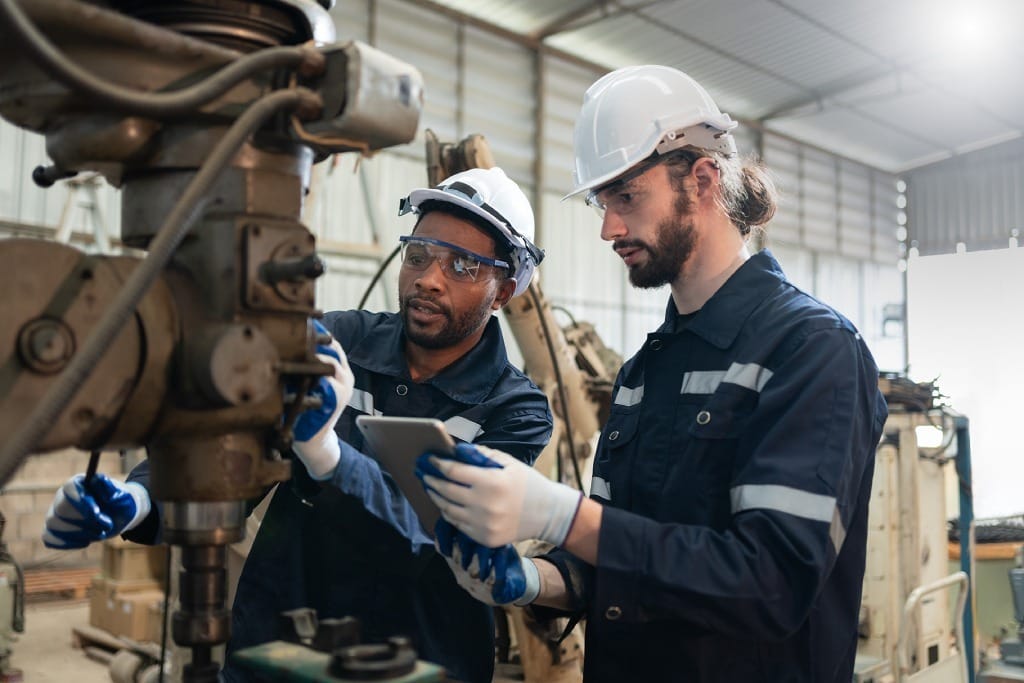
[0,448,139,568]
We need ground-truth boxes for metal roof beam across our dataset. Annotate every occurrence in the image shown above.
[530,1,610,40]
[531,0,669,40]
[398,0,608,74]
[760,67,903,120]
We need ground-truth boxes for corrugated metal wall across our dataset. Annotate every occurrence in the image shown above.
[761,133,904,370]
[0,0,904,369]
[904,136,1024,256]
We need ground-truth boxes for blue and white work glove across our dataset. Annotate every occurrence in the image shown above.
[290,320,354,480]
[42,474,152,549]
[435,518,539,606]
[416,442,583,548]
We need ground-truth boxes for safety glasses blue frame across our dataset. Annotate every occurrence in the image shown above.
[398,235,510,283]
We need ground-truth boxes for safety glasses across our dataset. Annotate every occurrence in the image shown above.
[583,156,667,219]
[584,151,698,218]
[398,236,510,284]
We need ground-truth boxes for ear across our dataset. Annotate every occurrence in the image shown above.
[491,278,517,310]
[691,157,719,201]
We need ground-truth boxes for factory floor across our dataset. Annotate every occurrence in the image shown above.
[12,599,527,682]
[11,600,108,682]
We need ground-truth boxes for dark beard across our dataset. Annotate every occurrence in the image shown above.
[399,294,493,349]
[619,195,697,289]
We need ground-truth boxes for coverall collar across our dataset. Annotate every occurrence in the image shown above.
[344,313,509,404]
[660,249,786,349]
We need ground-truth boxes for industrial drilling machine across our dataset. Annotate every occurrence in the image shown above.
[0,1,429,680]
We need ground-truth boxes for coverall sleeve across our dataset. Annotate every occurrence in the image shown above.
[473,406,552,466]
[324,439,434,550]
[592,326,884,639]
[122,459,161,545]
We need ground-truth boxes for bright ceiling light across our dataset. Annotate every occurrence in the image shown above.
[932,3,1002,63]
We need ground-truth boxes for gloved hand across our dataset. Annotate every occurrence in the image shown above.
[291,320,354,480]
[435,518,539,606]
[416,442,583,547]
[42,473,152,549]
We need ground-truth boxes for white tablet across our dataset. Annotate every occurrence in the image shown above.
[354,415,456,535]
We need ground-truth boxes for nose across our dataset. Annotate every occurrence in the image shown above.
[414,258,446,291]
[600,209,627,242]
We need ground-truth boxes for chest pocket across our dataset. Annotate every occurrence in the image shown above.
[592,408,640,508]
[686,404,747,440]
[659,401,750,527]
[601,408,640,450]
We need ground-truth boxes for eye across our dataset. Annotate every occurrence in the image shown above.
[404,246,429,267]
[606,188,645,215]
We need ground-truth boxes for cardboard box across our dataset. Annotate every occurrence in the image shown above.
[147,598,167,644]
[88,575,166,641]
[112,590,165,642]
[101,537,167,583]
[88,576,114,633]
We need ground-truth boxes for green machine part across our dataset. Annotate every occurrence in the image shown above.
[231,641,446,682]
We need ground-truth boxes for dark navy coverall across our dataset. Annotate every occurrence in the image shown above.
[538,250,887,682]
[128,310,552,683]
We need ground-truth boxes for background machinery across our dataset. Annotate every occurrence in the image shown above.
[855,375,976,683]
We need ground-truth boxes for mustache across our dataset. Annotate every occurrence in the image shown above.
[613,239,648,252]
[402,295,450,315]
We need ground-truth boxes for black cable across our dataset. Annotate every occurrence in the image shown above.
[527,285,584,491]
[159,545,172,682]
[550,304,578,327]
[0,87,319,487]
[0,0,320,118]
[357,244,401,310]
[84,450,101,485]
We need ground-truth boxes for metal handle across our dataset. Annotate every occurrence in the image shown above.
[897,570,969,679]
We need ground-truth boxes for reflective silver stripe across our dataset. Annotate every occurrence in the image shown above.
[614,385,644,406]
[730,484,836,523]
[680,370,725,395]
[830,507,847,553]
[445,416,484,443]
[349,389,376,415]
[724,362,774,392]
[590,476,611,502]
[680,362,774,395]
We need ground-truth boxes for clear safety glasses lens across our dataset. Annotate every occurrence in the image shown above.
[584,192,606,218]
[398,237,508,283]
[582,153,682,219]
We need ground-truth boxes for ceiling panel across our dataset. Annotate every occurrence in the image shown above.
[406,0,1024,173]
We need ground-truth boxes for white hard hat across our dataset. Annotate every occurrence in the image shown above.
[565,65,738,199]
[400,167,543,297]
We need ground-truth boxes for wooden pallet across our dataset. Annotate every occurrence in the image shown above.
[24,566,97,603]
[948,540,1023,560]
